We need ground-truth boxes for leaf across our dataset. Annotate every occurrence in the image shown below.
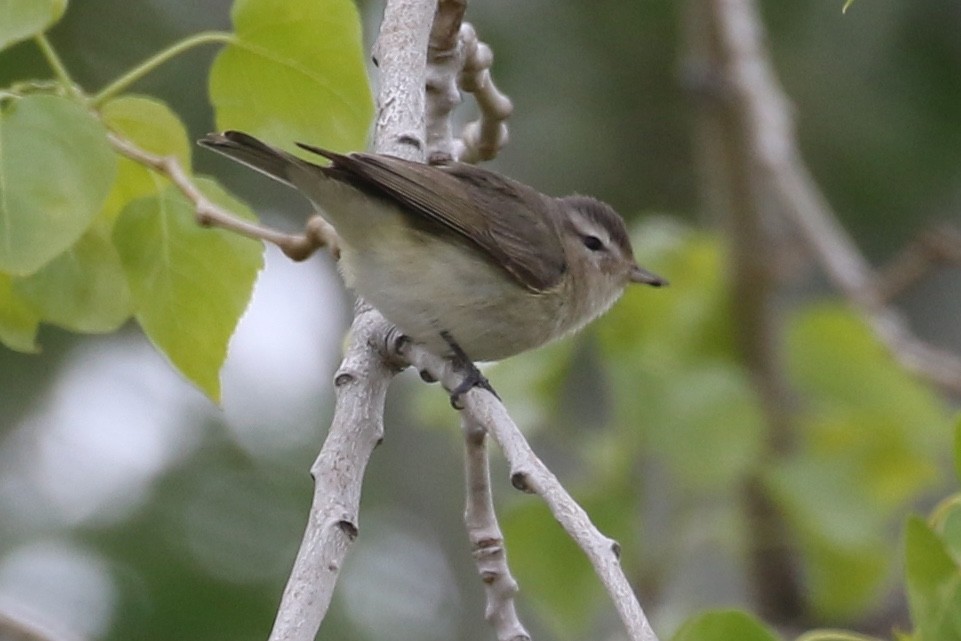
[643,363,764,488]
[904,516,961,641]
[99,95,192,223]
[113,179,263,401]
[0,0,67,51]
[787,304,946,441]
[0,272,39,352]
[842,0,856,13]
[765,452,894,617]
[795,632,886,641]
[941,504,961,569]
[777,303,947,618]
[671,610,781,641]
[954,415,961,486]
[13,221,132,333]
[209,0,374,154]
[0,95,116,275]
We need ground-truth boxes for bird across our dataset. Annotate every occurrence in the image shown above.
[200,131,665,400]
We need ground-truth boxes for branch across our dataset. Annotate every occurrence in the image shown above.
[707,0,961,395]
[425,1,512,163]
[0,611,75,641]
[106,132,339,261]
[454,23,513,163]
[268,302,399,640]
[462,414,531,641]
[875,223,961,303]
[371,0,436,160]
[686,0,804,620]
[400,341,661,641]
[425,0,466,161]
[264,1,437,640]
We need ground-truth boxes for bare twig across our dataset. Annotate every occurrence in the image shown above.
[425,0,467,162]
[268,301,398,640]
[453,23,513,163]
[400,340,661,641]
[706,0,961,395]
[106,132,339,261]
[0,611,78,641]
[462,414,531,641]
[875,224,961,303]
[266,1,436,640]
[425,2,511,164]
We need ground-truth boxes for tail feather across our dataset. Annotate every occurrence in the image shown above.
[198,131,316,187]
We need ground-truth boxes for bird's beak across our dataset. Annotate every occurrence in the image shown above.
[629,264,668,287]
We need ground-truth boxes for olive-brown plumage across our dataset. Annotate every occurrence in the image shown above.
[200,131,664,362]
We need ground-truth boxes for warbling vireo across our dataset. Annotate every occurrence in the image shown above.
[200,131,665,397]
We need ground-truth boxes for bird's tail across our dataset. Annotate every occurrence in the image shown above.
[198,131,315,187]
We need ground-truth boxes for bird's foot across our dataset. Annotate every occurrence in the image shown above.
[440,331,500,409]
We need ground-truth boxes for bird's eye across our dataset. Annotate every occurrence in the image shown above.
[582,235,604,251]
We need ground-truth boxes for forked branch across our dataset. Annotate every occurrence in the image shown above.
[106,132,339,261]
[400,340,661,641]
[707,0,961,395]
[426,0,512,163]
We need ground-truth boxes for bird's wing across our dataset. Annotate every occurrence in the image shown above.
[298,142,567,293]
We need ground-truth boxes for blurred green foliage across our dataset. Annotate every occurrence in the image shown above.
[671,610,779,641]
[660,417,961,641]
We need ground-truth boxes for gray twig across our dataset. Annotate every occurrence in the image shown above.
[708,0,961,395]
[425,0,512,163]
[400,341,661,641]
[266,1,436,639]
[462,414,531,641]
[107,132,339,261]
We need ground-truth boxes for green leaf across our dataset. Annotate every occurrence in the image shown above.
[13,222,132,333]
[99,95,192,223]
[766,455,891,616]
[0,0,67,51]
[795,632,886,641]
[209,0,374,154]
[954,415,961,485]
[905,516,961,641]
[642,363,764,488]
[787,304,946,442]
[777,303,946,617]
[0,272,39,352]
[842,0,856,13]
[0,95,116,275]
[113,179,263,401]
[671,610,780,641]
[940,504,961,568]
[775,303,946,618]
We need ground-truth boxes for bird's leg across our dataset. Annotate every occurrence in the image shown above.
[440,331,500,408]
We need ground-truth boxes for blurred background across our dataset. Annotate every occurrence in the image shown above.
[1,0,960,640]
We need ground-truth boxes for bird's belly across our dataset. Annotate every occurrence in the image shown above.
[339,240,559,362]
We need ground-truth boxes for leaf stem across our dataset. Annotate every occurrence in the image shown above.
[91,31,234,107]
[33,34,84,100]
